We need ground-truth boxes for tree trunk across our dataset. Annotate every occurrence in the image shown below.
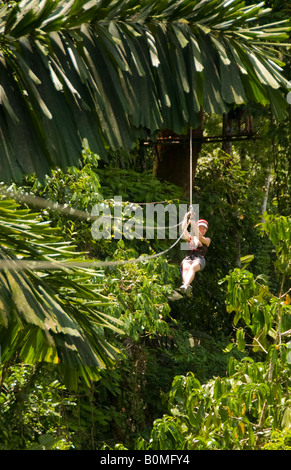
[153,113,203,196]
[222,112,232,156]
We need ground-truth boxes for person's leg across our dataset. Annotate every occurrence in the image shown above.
[180,260,200,297]
[182,259,200,286]
[180,260,191,294]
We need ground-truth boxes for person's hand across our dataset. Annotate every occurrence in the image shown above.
[186,210,196,221]
[188,236,201,249]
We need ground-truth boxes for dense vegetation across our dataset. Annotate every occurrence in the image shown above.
[0,0,290,452]
[1,111,290,449]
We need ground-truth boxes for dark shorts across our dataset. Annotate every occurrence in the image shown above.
[181,255,206,272]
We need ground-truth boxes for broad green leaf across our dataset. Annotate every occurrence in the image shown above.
[0,0,289,181]
[0,197,124,389]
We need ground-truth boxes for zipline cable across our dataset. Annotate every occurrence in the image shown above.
[0,188,186,271]
[0,231,185,271]
[0,136,198,271]
[187,128,199,248]
[0,189,183,230]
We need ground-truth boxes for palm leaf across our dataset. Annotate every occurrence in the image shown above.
[0,0,290,181]
[0,197,124,389]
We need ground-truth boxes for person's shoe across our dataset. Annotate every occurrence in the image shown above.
[179,284,187,294]
[185,285,192,297]
[179,284,192,297]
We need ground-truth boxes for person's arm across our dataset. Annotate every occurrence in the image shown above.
[199,233,211,246]
[182,212,201,248]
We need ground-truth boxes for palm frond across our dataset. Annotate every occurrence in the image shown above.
[0,197,123,389]
[0,0,290,181]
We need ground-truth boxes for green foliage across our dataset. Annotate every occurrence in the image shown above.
[15,143,104,253]
[138,215,291,450]
[104,240,179,341]
[98,167,184,204]
[0,0,290,181]
[260,213,291,276]
[138,353,290,450]
[176,147,266,335]
[33,148,103,212]
[262,429,291,450]
[0,196,124,390]
[0,102,290,449]
[0,363,75,450]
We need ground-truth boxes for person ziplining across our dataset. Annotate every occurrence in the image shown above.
[179,212,211,297]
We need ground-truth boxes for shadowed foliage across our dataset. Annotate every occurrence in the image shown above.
[0,0,290,181]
